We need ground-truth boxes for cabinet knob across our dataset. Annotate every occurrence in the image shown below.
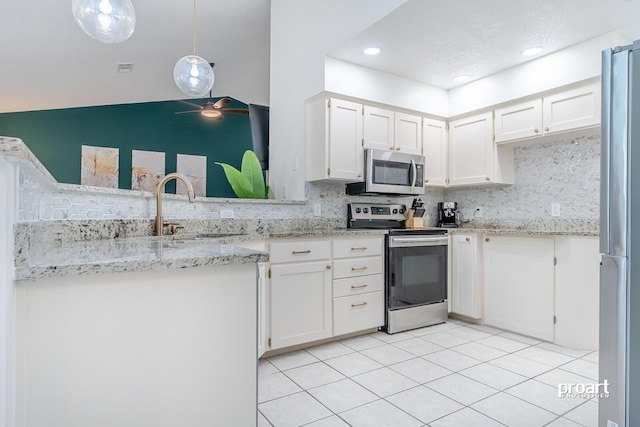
[534,129,539,133]
[545,127,550,132]
[485,177,490,181]
[357,173,362,178]
[466,237,470,242]
[425,179,429,183]
[326,265,331,270]
[396,148,401,151]
[485,238,490,242]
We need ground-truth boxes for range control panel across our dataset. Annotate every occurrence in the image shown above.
[348,203,407,222]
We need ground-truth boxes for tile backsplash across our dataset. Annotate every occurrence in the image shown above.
[445,130,600,223]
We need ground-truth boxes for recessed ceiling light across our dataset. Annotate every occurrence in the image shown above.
[521,46,543,56]
[453,74,470,83]
[363,47,381,56]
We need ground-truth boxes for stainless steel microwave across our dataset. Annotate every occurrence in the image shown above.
[346,149,426,196]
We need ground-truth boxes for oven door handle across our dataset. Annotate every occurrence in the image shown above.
[389,236,448,247]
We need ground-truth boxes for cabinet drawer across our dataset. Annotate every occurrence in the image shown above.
[333,256,383,279]
[269,240,331,263]
[333,291,384,336]
[333,274,383,298]
[332,237,383,259]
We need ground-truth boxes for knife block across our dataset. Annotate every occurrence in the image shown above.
[405,209,424,229]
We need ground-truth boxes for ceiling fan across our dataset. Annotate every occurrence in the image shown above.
[175,63,249,119]
[176,94,249,119]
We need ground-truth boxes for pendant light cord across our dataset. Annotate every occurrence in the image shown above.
[192,0,197,55]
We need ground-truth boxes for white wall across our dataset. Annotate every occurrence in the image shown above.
[324,57,448,117]
[0,157,17,427]
[269,0,407,200]
[448,33,629,117]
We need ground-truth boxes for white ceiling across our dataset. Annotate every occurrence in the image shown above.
[0,0,271,113]
[330,0,640,89]
[2,0,640,114]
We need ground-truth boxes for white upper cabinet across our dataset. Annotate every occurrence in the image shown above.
[363,105,394,151]
[449,111,514,186]
[494,80,601,144]
[394,112,423,155]
[494,99,543,143]
[306,97,363,182]
[423,118,448,187]
[542,80,601,135]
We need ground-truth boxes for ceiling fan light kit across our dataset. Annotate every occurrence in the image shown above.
[174,0,215,97]
[72,0,136,44]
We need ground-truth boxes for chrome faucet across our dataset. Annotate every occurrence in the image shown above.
[155,173,195,236]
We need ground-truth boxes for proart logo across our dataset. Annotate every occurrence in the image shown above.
[558,380,610,399]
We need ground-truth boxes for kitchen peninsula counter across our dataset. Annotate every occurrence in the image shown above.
[14,225,386,282]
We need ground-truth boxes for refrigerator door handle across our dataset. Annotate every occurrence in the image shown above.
[601,48,612,255]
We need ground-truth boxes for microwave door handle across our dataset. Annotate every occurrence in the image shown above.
[410,159,417,191]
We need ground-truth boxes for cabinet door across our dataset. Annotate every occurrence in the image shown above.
[554,236,600,350]
[484,236,555,341]
[257,263,269,358]
[328,98,364,181]
[394,112,422,155]
[542,81,601,134]
[423,118,448,187]
[449,112,494,186]
[270,261,332,350]
[494,99,543,143]
[451,234,481,319]
[363,105,394,151]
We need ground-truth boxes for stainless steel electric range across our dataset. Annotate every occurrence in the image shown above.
[347,203,448,334]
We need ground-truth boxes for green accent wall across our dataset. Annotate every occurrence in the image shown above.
[0,98,253,197]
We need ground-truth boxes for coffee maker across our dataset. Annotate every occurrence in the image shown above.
[437,202,458,228]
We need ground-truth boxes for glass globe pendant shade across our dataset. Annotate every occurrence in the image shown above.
[173,55,215,97]
[72,0,136,44]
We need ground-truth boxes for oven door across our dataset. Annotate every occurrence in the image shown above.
[387,235,448,310]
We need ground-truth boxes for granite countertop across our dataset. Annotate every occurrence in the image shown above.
[450,227,599,237]
[15,228,387,282]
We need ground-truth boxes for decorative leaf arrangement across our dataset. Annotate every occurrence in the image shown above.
[215,150,269,199]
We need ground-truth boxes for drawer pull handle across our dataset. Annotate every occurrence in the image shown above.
[292,250,311,255]
[351,266,368,271]
[351,284,368,289]
[351,302,368,308]
[351,246,368,251]
[466,237,470,242]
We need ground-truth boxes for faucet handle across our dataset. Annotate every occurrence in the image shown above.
[169,224,184,235]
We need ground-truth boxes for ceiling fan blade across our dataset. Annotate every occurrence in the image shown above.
[175,110,203,115]
[213,97,232,109]
[221,108,250,115]
[176,100,204,109]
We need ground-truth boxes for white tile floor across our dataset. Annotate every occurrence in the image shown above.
[258,319,599,427]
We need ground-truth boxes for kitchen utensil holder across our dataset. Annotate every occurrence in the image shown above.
[405,209,424,228]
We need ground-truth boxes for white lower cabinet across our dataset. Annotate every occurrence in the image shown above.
[482,234,599,349]
[269,260,332,350]
[450,233,482,319]
[332,236,385,336]
[266,235,385,352]
[483,235,556,341]
[554,236,600,350]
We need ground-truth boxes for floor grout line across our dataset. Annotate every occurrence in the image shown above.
[259,320,598,427]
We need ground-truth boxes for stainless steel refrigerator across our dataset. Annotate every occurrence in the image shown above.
[600,39,640,427]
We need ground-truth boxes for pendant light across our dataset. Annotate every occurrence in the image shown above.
[173,0,215,98]
[72,0,136,44]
